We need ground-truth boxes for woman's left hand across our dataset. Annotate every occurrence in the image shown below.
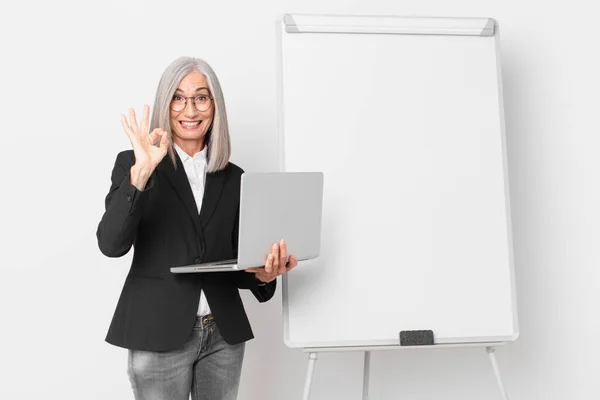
[246,239,298,283]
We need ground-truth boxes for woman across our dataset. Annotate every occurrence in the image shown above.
[96,56,297,400]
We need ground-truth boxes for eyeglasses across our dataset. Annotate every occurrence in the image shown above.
[170,92,213,112]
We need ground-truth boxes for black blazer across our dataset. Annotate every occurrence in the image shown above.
[97,150,276,352]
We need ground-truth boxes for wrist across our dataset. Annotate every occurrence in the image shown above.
[130,164,153,191]
[132,162,153,175]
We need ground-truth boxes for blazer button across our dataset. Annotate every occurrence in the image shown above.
[194,257,202,264]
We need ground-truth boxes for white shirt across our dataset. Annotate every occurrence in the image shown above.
[173,143,211,316]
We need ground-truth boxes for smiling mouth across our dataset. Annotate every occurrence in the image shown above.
[180,120,202,128]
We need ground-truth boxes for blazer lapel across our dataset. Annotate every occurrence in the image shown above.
[200,168,226,230]
[157,154,203,235]
[157,152,227,235]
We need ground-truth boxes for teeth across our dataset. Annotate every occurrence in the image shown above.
[182,121,200,127]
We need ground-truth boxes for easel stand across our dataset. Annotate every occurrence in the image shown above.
[302,343,511,400]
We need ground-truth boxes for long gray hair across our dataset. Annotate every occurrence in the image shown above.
[150,56,231,172]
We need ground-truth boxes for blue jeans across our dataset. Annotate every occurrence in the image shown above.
[127,315,245,400]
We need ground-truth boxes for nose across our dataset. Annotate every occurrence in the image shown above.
[184,98,199,118]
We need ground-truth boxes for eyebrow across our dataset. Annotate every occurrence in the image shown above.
[175,87,209,93]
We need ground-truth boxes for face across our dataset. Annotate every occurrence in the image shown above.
[169,71,214,147]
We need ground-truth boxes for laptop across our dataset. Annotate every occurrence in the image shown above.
[170,172,324,273]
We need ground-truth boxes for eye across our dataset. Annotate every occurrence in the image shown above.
[196,95,209,102]
[173,95,185,101]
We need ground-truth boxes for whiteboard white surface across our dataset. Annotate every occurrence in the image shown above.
[278,15,518,348]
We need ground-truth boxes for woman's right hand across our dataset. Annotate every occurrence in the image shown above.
[121,105,169,190]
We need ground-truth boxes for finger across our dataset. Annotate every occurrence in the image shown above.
[121,115,141,151]
[129,108,139,133]
[279,239,287,274]
[148,128,165,147]
[264,254,273,274]
[287,254,297,271]
[159,130,169,150]
[149,129,169,156]
[271,242,279,272]
[121,115,133,137]
[140,104,150,134]
[148,128,159,143]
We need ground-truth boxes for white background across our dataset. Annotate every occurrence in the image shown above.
[0,0,598,399]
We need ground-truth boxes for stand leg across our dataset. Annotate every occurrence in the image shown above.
[303,352,318,400]
[486,347,510,400]
[362,351,371,400]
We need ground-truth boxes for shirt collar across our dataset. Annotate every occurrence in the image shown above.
[174,143,207,164]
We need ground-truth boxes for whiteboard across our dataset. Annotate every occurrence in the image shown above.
[277,14,518,348]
